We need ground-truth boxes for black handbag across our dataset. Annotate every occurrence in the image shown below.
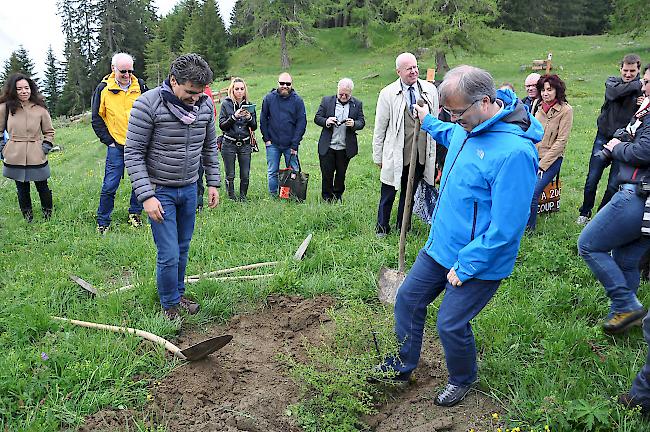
[278,155,308,201]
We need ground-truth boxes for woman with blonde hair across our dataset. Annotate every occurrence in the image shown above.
[0,73,55,222]
[218,77,257,201]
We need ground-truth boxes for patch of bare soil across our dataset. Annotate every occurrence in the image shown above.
[78,295,502,432]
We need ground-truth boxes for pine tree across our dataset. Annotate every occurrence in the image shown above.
[58,40,89,116]
[611,0,648,37]
[144,34,174,86]
[1,46,37,86]
[43,46,62,114]
[229,0,256,47]
[181,0,229,76]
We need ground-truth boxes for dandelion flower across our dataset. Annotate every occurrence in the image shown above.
[492,413,500,419]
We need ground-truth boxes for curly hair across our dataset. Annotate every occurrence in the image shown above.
[536,74,568,104]
[0,73,47,114]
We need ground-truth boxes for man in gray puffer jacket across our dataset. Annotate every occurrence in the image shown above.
[125,53,221,320]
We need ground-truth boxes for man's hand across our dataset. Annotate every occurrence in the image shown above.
[325,117,338,127]
[144,196,164,223]
[290,148,298,155]
[207,186,219,208]
[344,118,354,127]
[638,96,645,106]
[604,138,622,152]
[447,268,463,287]
[265,140,271,147]
[413,103,430,122]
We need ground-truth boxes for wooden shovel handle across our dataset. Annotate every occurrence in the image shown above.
[186,273,275,283]
[186,261,279,280]
[51,316,186,360]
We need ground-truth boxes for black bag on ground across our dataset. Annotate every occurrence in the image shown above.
[278,155,308,201]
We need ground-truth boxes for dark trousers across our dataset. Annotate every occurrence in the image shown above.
[15,180,52,212]
[221,142,252,199]
[578,132,619,217]
[319,148,350,201]
[376,162,425,234]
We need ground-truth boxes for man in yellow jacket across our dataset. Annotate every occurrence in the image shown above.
[92,52,148,234]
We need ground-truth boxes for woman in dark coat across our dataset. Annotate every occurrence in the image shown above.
[0,73,55,221]
[218,77,257,201]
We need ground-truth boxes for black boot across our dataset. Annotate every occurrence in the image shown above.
[239,178,249,202]
[22,209,33,223]
[226,178,236,200]
[43,208,52,220]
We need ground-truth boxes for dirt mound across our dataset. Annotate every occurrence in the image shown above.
[79,295,502,432]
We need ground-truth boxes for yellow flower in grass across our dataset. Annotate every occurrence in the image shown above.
[545,426,550,432]
[492,413,500,420]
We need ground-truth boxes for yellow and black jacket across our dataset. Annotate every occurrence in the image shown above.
[91,73,147,147]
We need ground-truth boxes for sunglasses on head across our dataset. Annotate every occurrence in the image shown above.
[278,81,292,86]
[118,69,134,74]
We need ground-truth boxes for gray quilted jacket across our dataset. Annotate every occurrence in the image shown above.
[125,88,221,203]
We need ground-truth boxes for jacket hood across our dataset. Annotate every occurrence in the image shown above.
[470,88,543,143]
[101,72,142,93]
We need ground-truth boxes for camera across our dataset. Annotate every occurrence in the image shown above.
[594,128,632,161]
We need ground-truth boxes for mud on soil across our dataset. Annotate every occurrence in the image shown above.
[79,295,503,432]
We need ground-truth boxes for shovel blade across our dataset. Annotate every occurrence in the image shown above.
[180,334,233,361]
[70,275,98,296]
[378,268,406,305]
[293,233,313,261]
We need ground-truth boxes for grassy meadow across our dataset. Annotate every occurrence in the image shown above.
[2,27,650,431]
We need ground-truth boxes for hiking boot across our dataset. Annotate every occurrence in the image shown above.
[128,213,142,228]
[179,296,200,315]
[163,306,181,321]
[97,225,109,235]
[434,382,475,407]
[22,209,33,223]
[603,308,647,334]
[618,392,650,417]
[576,215,590,226]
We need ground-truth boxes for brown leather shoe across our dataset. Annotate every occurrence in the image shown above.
[163,306,181,321]
[603,308,646,334]
[179,296,200,315]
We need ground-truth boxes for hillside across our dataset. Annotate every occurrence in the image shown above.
[1,27,650,431]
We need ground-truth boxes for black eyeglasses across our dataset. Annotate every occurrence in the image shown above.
[442,99,482,119]
[278,81,292,86]
[118,69,134,74]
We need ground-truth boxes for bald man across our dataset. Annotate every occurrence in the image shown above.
[521,72,541,115]
[260,72,307,196]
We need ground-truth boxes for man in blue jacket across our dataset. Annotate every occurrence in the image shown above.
[260,72,307,196]
[375,65,541,408]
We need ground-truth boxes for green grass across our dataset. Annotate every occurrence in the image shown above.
[2,26,650,430]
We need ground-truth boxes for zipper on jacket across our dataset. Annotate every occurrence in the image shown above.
[471,201,478,241]
[430,135,470,227]
[183,124,190,181]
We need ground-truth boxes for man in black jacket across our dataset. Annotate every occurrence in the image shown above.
[577,54,643,225]
[314,78,365,202]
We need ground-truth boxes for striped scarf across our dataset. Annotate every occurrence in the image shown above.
[160,79,199,125]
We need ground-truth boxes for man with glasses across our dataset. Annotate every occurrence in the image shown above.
[521,72,541,115]
[577,53,644,225]
[372,66,541,408]
[372,52,439,237]
[260,72,307,197]
[92,52,148,234]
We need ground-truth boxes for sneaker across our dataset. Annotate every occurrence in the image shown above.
[196,204,204,213]
[376,232,387,239]
[618,392,650,417]
[603,308,647,334]
[434,383,475,407]
[163,306,181,321]
[50,145,61,152]
[128,213,142,228]
[22,209,33,223]
[97,225,109,235]
[43,208,52,220]
[179,296,200,315]
[576,215,590,225]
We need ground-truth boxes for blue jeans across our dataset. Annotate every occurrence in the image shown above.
[265,144,299,195]
[578,184,650,314]
[631,311,650,401]
[578,133,619,217]
[527,157,563,230]
[97,145,143,226]
[148,183,197,309]
[382,250,501,386]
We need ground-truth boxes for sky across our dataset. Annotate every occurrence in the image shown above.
[0,0,236,81]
